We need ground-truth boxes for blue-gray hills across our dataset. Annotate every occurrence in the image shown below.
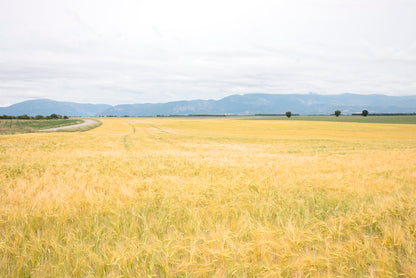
[1,93,415,117]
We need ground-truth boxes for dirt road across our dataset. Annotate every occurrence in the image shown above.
[39,119,98,132]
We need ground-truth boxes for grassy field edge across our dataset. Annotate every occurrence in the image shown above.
[0,119,83,135]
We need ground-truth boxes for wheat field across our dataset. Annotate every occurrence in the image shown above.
[1,118,415,277]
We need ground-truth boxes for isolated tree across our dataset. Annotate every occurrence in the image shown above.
[334,110,341,117]
[362,110,369,117]
[286,111,292,118]
[63,115,69,119]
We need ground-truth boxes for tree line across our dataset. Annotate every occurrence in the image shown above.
[334,110,368,117]
[284,110,370,117]
[0,114,69,120]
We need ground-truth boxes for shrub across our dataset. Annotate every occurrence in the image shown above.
[49,114,62,119]
[17,115,31,120]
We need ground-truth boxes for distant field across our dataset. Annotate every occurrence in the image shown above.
[0,119,83,134]
[1,118,416,276]
[247,115,416,124]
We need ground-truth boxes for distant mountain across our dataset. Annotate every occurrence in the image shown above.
[0,99,111,117]
[100,93,416,116]
[1,94,415,116]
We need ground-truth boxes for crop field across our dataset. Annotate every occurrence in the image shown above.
[0,119,83,134]
[1,118,416,276]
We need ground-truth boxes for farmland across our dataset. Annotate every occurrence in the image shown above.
[1,118,416,276]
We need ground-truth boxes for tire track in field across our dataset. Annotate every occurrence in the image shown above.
[121,120,188,151]
[140,122,176,146]
[121,121,137,150]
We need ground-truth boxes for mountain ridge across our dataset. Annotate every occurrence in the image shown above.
[0,99,111,117]
[1,94,415,116]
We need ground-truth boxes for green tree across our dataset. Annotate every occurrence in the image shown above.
[334,110,341,117]
[17,114,30,120]
[286,111,292,118]
[362,110,369,117]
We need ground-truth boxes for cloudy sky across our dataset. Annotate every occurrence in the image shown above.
[1,0,415,106]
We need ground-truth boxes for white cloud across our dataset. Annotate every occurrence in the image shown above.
[0,0,415,106]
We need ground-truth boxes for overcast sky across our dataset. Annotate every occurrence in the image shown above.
[1,0,415,106]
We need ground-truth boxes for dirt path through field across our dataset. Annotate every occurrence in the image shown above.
[39,119,98,132]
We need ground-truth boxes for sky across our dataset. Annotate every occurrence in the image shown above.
[1,0,416,106]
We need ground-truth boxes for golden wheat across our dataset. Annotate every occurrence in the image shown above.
[1,118,415,277]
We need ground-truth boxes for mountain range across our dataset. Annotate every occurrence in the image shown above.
[1,93,415,117]
[0,99,111,117]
